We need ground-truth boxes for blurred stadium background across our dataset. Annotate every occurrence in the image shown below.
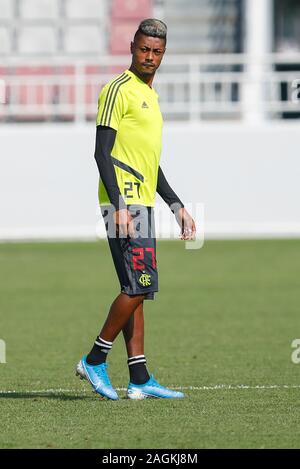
[0,0,300,240]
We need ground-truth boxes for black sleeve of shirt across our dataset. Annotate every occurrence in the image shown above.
[94,125,127,211]
[156,166,184,213]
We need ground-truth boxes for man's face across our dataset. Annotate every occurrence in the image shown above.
[130,33,166,77]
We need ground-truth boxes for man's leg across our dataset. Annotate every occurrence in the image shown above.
[122,301,185,400]
[122,301,145,357]
[122,300,151,385]
[86,292,145,365]
[100,293,145,342]
[77,292,145,400]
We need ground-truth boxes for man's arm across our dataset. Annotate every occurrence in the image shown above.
[156,166,184,213]
[94,125,133,236]
[157,166,196,240]
[94,125,126,211]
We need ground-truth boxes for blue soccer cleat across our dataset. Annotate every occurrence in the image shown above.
[75,359,87,380]
[77,356,119,401]
[127,374,185,399]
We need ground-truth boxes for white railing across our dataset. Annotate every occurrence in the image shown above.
[0,53,300,122]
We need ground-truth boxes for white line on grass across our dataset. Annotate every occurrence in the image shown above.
[1,384,300,395]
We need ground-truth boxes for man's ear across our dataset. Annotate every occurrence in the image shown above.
[130,41,134,54]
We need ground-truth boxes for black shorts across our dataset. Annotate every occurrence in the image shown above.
[101,204,158,300]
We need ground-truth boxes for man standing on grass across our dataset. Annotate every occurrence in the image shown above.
[76,19,196,400]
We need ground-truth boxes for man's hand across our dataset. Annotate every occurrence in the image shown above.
[113,209,135,238]
[175,207,196,240]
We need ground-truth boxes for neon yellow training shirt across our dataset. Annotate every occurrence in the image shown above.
[96,69,163,207]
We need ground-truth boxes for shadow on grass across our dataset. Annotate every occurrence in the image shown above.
[0,392,96,401]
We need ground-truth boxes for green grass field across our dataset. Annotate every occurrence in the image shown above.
[0,239,300,449]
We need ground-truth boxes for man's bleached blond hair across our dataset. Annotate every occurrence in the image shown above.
[135,18,167,41]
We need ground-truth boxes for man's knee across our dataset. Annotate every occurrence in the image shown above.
[123,292,146,302]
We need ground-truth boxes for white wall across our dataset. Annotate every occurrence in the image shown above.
[0,122,300,240]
